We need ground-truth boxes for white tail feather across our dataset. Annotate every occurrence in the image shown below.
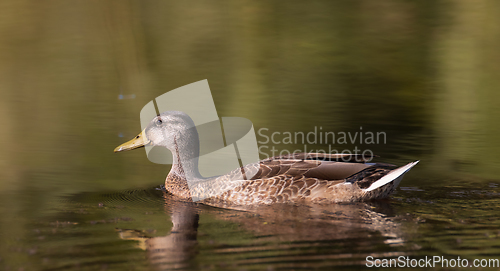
[364,161,419,192]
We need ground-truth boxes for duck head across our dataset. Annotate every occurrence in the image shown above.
[114,111,199,158]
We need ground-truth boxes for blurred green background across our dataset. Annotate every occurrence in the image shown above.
[1,0,500,270]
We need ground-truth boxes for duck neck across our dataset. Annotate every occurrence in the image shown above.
[166,128,203,198]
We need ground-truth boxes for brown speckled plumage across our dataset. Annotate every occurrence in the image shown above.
[197,153,397,206]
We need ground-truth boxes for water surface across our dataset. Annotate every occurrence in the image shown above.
[1,1,500,270]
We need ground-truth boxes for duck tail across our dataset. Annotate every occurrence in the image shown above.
[363,161,419,192]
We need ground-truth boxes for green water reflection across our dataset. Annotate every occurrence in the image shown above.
[1,1,500,270]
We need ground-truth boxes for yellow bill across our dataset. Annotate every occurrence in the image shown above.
[114,130,150,152]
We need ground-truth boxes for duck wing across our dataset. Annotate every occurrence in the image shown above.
[251,152,393,182]
[204,153,396,205]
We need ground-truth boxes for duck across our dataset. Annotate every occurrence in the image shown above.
[114,111,419,205]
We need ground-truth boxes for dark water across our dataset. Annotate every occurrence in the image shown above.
[4,184,500,270]
[1,1,500,270]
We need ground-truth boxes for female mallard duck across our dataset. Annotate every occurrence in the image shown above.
[115,111,418,205]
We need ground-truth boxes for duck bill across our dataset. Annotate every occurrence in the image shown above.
[114,130,150,152]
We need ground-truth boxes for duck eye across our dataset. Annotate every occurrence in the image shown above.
[156,119,163,126]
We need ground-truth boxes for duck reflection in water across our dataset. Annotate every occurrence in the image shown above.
[117,193,199,270]
[117,191,408,270]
